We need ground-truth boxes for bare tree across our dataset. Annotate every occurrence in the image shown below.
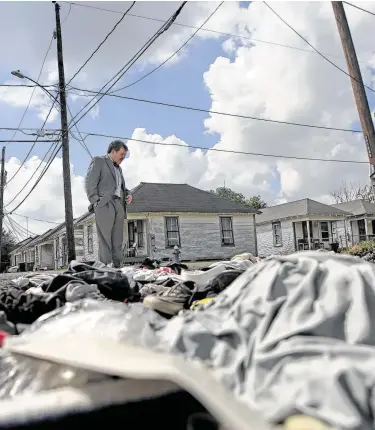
[330,181,375,204]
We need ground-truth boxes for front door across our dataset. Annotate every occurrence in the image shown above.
[127,220,145,253]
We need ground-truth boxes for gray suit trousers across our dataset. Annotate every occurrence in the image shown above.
[95,198,124,267]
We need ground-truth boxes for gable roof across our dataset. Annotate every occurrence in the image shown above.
[128,183,257,214]
[256,198,350,224]
[9,236,36,255]
[331,199,375,216]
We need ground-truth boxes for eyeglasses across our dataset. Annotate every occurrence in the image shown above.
[125,151,130,159]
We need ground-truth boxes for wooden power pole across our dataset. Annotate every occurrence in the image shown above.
[0,147,6,271]
[332,1,375,197]
[54,1,76,262]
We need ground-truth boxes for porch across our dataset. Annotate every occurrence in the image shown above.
[36,241,54,270]
[349,218,375,244]
[293,220,340,251]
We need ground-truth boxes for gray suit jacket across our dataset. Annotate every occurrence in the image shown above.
[85,155,129,212]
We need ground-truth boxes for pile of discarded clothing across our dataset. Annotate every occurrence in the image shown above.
[2,251,375,430]
[0,253,256,330]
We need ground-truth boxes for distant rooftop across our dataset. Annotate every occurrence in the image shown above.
[256,198,350,224]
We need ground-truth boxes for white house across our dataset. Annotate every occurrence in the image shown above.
[332,199,375,244]
[9,214,88,270]
[78,182,259,262]
[256,198,351,257]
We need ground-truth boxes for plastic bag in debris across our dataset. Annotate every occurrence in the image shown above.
[0,349,110,399]
[0,301,168,399]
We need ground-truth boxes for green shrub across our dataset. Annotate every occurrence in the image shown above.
[342,241,375,256]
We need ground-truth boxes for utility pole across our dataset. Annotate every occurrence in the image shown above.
[53,1,76,262]
[332,1,375,197]
[0,147,5,271]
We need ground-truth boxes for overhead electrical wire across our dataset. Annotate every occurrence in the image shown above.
[67,1,187,129]
[7,214,38,237]
[67,87,362,134]
[6,100,60,186]
[5,35,54,148]
[343,1,375,17]
[61,2,72,25]
[10,212,61,225]
[0,84,56,89]
[62,1,373,65]
[79,131,369,165]
[263,2,375,94]
[5,141,60,209]
[0,127,60,133]
[66,1,136,86]
[7,142,62,214]
[108,2,223,94]
[5,217,23,242]
[66,103,92,157]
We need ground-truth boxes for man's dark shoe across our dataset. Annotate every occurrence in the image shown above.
[143,281,196,315]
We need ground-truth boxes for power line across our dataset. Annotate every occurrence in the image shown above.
[343,1,375,18]
[62,1,373,65]
[80,131,369,165]
[5,141,59,208]
[66,103,92,157]
[68,1,187,129]
[6,99,60,186]
[263,2,375,94]
[7,215,38,237]
[0,127,60,133]
[5,217,23,242]
[61,2,72,25]
[0,84,56,89]
[66,1,136,86]
[7,142,62,214]
[6,35,54,147]
[108,2,223,94]
[67,87,362,134]
[10,212,61,225]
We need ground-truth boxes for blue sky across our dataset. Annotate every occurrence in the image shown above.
[0,1,231,178]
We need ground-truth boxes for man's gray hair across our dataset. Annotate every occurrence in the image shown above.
[107,140,128,154]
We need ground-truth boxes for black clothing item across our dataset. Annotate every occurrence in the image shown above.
[0,283,64,325]
[0,391,211,430]
[66,261,133,301]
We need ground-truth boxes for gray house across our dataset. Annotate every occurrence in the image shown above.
[256,198,350,257]
[79,182,258,262]
[332,199,375,244]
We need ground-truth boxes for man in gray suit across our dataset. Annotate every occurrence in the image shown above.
[85,140,133,268]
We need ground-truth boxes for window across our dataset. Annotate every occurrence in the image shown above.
[75,237,84,247]
[272,221,282,246]
[220,217,234,246]
[87,225,93,254]
[137,220,144,248]
[165,217,180,247]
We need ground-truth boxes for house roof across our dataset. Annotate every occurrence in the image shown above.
[256,198,350,224]
[331,199,375,216]
[9,236,36,255]
[128,182,257,214]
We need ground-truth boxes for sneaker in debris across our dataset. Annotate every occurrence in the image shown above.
[139,283,170,299]
[143,281,197,316]
[65,281,108,302]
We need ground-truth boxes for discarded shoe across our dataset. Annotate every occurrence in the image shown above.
[143,281,197,316]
